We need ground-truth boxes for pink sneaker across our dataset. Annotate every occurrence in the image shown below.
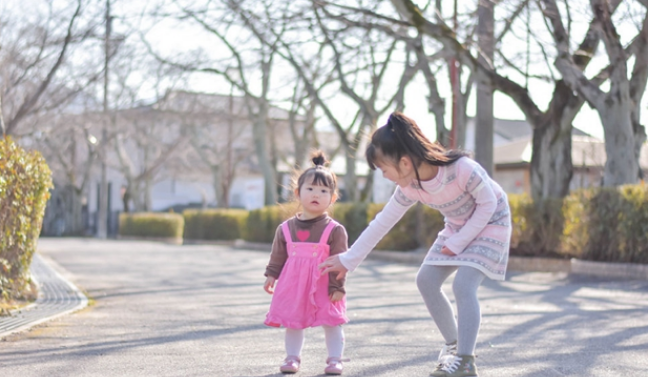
[324,357,344,375]
[279,355,300,374]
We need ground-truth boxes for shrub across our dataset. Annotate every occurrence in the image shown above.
[183,209,248,241]
[0,137,53,304]
[330,202,369,244]
[243,203,297,243]
[616,185,648,263]
[366,203,444,251]
[568,185,648,264]
[119,212,184,239]
[508,194,566,258]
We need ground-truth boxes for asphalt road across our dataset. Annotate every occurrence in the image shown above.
[1,238,647,377]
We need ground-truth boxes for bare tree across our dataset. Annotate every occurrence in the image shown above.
[375,0,645,197]
[540,0,648,186]
[36,110,99,235]
[0,0,98,136]
[146,0,293,205]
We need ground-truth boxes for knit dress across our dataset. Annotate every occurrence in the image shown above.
[340,157,512,281]
[265,219,349,329]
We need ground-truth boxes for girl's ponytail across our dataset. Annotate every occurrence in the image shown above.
[367,112,468,187]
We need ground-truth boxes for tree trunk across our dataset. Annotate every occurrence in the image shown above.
[600,102,638,186]
[344,147,359,202]
[530,119,573,200]
[529,81,580,200]
[211,165,225,208]
[474,0,494,175]
[252,106,277,205]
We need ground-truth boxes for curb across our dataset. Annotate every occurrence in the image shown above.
[368,249,648,280]
[0,253,88,339]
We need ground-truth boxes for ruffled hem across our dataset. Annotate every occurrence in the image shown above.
[264,314,348,329]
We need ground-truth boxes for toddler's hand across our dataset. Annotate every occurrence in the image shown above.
[264,276,276,294]
[440,246,457,256]
[330,291,345,302]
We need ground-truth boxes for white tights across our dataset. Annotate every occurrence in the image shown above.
[285,325,345,358]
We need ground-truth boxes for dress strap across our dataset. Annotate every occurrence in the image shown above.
[318,220,338,245]
[280,221,292,243]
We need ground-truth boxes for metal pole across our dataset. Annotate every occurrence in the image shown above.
[449,0,458,149]
[97,0,111,238]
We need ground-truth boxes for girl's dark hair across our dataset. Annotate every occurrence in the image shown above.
[366,112,468,187]
[295,150,338,196]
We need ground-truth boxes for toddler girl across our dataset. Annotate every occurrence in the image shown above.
[264,151,349,375]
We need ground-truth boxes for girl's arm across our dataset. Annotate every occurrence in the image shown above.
[338,187,415,271]
[444,160,499,255]
[264,225,288,278]
[328,225,349,296]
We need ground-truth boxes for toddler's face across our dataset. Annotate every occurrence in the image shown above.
[298,182,333,216]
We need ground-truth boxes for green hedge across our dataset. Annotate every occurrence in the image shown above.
[183,209,248,241]
[243,203,297,243]
[330,202,369,244]
[0,137,53,304]
[366,203,445,251]
[508,186,648,263]
[508,194,567,258]
[176,184,648,265]
[569,186,648,263]
[119,212,184,239]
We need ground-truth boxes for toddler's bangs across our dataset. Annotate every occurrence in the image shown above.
[304,169,336,190]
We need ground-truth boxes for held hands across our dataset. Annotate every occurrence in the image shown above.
[264,276,276,294]
[329,290,345,302]
[440,246,457,256]
[318,255,348,281]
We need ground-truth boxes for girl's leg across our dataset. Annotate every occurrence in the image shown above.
[416,264,459,344]
[285,328,305,356]
[322,325,345,358]
[452,266,485,356]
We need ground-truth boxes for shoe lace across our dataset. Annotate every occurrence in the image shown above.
[440,356,462,373]
[438,342,458,363]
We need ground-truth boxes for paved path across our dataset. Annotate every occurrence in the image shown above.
[0,254,87,337]
[1,238,647,376]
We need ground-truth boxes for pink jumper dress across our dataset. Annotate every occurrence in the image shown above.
[264,220,348,329]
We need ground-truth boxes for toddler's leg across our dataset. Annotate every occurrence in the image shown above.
[452,266,485,356]
[323,325,345,358]
[285,328,305,356]
[416,264,458,344]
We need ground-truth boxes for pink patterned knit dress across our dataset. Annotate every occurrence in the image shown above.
[340,157,511,281]
[265,220,348,329]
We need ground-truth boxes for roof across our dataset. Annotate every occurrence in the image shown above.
[494,135,648,169]
[467,117,590,141]
[155,90,305,121]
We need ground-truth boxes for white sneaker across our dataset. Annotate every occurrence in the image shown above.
[437,341,458,363]
[430,341,458,376]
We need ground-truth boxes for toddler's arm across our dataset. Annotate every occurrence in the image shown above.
[264,276,276,294]
[264,225,288,278]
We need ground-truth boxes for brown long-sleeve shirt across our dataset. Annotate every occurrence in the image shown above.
[264,214,348,295]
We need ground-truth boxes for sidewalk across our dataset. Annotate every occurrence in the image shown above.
[0,253,87,338]
[0,238,647,376]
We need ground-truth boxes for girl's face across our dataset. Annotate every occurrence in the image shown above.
[375,156,415,188]
[296,181,335,220]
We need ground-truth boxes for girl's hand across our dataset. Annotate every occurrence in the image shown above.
[441,246,457,256]
[330,291,345,302]
[318,255,348,280]
[264,276,276,294]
